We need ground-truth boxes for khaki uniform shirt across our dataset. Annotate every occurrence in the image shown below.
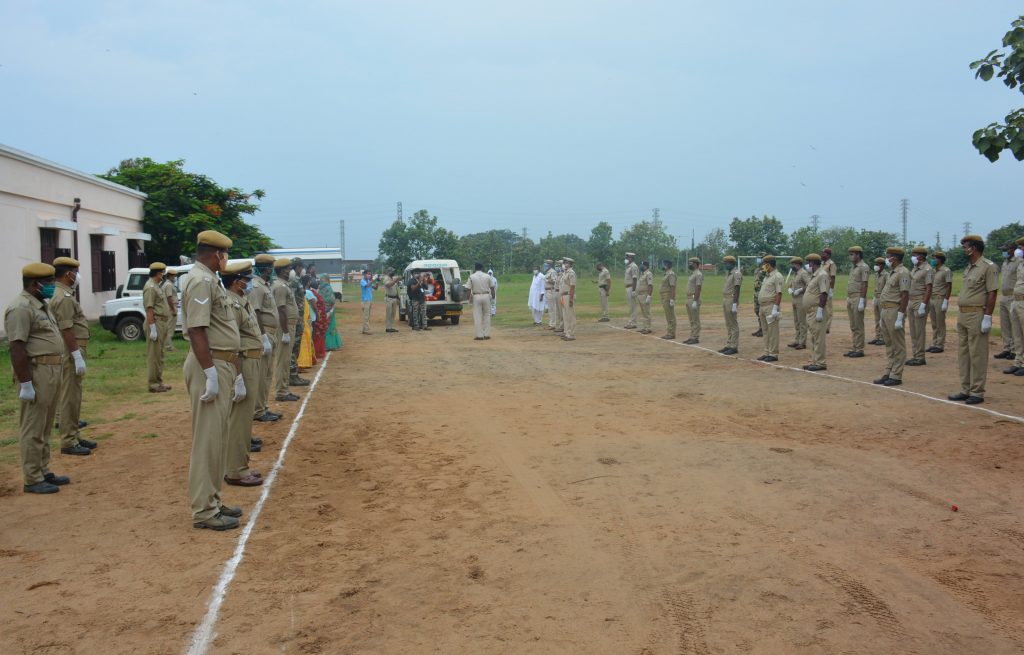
[561,268,577,295]
[50,282,90,341]
[272,278,298,321]
[660,269,677,300]
[879,265,911,304]
[544,268,557,291]
[162,278,177,312]
[228,292,263,351]
[822,259,837,287]
[758,269,784,304]
[803,268,830,310]
[932,265,952,299]
[554,270,562,293]
[847,261,870,298]
[686,269,704,300]
[722,268,742,299]
[637,269,654,295]
[1015,260,1024,296]
[467,270,494,295]
[625,261,639,290]
[181,261,240,351]
[789,268,810,299]
[4,291,63,357]
[1000,258,1019,294]
[144,278,170,319]
[909,262,934,301]
[598,268,611,290]
[382,274,401,298]
[960,258,999,308]
[250,276,279,331]
[873,269,890,299]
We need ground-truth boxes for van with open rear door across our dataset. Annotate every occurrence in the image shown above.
[398,259,468,325]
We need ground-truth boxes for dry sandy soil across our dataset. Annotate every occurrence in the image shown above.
[1,302,1023,655]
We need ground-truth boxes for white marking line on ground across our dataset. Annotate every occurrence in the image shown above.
[605,325,1024,425]
[185,352,332,655]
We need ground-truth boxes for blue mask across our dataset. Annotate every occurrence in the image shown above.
[40,283,56,299]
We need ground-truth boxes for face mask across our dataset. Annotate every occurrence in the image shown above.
[245,280,253,294]
[873,265,881,272]
[542,264,550,271]
[804,264,811,272]
[1003,251,1010,259]
[724,264,733,271]
[289,270,298,280]
[71,274,80,289]
[1016,249,1024,259]
[533,269,539,275]
[624,259,630,265]
[929,259,937,267]
[555,266,562,272]
[885,259,893,268]
[911,255,919,266]
[755,258,762,265]
[40,283,56,299]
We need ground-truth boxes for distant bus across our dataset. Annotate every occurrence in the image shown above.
[268,247,345,298]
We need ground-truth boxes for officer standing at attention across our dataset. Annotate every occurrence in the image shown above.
[467,262,494,340]
[624,252,639,329]
[751,253,766,337]
[636,261,654,334]
[821,248,837,334]
[720,255,742,355]
[382,267,401,333]
[786,256,810,351]
[250,254,281,422]
[844,246,870,358]
[162,268,178,352]
[874,247,911,386]
[50,257,94,456]
[359,269,377,335]
[1004,237,1024,377]
[660,259,677,340]
[802,253,830,371]
[927,251,952,354]
[272,258,298,402]
[995,241,1019,360]
[906,246,934,367]
[543,260,557,329]
[949,235,999,404]
[596,263,612,322]
[5,263,71,494]
[182,230,243,531]
[561,257,578,341]
[144,262,172,393]
[222,262,263,487]
[757,255,783,362]
[684,257,703,344]
[869,257,890,346]
[553,260,565,335]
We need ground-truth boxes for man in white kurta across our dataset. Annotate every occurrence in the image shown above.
[528,268,546,325]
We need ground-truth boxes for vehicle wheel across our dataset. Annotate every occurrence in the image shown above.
[116,316,144,341]
[450,316,460,325]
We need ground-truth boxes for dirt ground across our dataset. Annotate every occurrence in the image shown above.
[1,302,1023,655]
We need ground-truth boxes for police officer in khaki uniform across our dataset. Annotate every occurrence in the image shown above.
[183,230,243,531]
[467,262,495,340]
[720,256,742,354]
[995,241,1019,360]
[874,248,911,386]
[927,251,952,354]
[786,257,810,350]
[869,257,890,346]
[906,246,934,366]
[222,262,264,487]
[751,253,766,337]
[821,248,837,334]
[660,259,677,339]
[684,257,703,344]
[144,262,172,393]
[1005,237,1024,377]
[948,235,998,404]
[381,267,401,333]
[636,261,654,334]
[543,260,558,329]
[757,255,783,361]
[5,263,70,494]
[272,258,298,402]
[802,254,830,371]
[552,260,565,334]
[844,246,870,358]
[596,263,612,322]
[162,268,178,352]
[50,257,95,456]
[624,253,639,329]
[250,254,281,422]
[561,257,578,341]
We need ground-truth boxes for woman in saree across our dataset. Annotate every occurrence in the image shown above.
[310,282,327,360]
[319,275,342,351]
[297,277,318,370]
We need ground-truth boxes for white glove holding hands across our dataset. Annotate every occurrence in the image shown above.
[731,303,738,314]
[200,366,219,403]
[645,295,652,304]
[815,307,824,322]
[18,381,35,403]
[281,332,292,344]
[857,297,865,312]
[941,299,949,311]
[232,374,246,403]
[691,300,698,310]
[262,333,273,355]
[149,323,159,341]
[917,303,926,317]
[71,349,86,376]
[981,314,993,334]
[828,289,834,299]
[895,311,905,330]
[669,299,675,307]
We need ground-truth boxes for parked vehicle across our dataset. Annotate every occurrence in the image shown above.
[398,259,468,325]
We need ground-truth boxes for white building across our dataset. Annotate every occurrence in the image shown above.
[0,144,149,333]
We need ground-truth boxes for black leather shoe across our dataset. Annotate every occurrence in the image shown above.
[78,420,88,429]
[994,350,1012,359]
[883,378,902,386]
[44,472,70,485]
[965,396,984,405]
[904,358,926,366]
[60,445,91,456]
[804,364,827,371]
[751,329,763,337]
[847,351,864,358]
[762,355,778,362]
[873,375,890,385]
[289,377,311,386]
[254,413,279,422]
[756,355,767,361]
[842,351,854,357]
[219,505,243,518]
[947,392,969,401]
[723,348,738,355]
[249,442,262,453]
[1003,366,1021,375]
[683,339,699,344]
[77,438,97,449]
[24,481,59,494]
[251,437,263,446]
[275,393,299,402]
[1015,368,1024,377]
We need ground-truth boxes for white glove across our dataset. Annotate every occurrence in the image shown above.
[200,366,219,403]
[770,304,780,321]
[981,314,992,334]
[669,299,675,307]
[786,288,793,297]
[71,349,86,376]
[261,333,273,355]
[731,303,738,314]
[231,374,246,403]
[917,303,926,317]
[18,381,35,403]
[815,307,824,322]
[149,323,158,341]
[793,288,804,297]
[645,295,651,304]
[857,297,865,312]
[690,301,698,310]
[895,312,904,330]
[280,332,292,344]
[828,289,834,298]
[941,299,948,311]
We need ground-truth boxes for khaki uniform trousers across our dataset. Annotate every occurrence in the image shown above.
[599,288,609,319]
[880,306,906,380]
[185,353,234,521]
[792,302,808,346]
[686,300,701,339]
[162,314,175,351]
[385,297,398,329]
[847,296,866,352]
[147,319,169,390]
[873,299,884,343]
[638,294,652,330]
[562,295,577,338]
[1012,300,1024,367]
[472,294,491,338]
[929,298,947,349]
[555,292,564,331]
[361,301,372,333]
[998,296,1015,352]
[806,307,827,367]
[20,362,61,485]
[956,310,989,397]
[227,356,259,479]
[57,345,86,448]
[662,300,676,337]
[722,300,739,349]
[255,334,275,417]
[625,289,638,327]
[825,294,834,333]
[274,323,293,395]
[909,299,927,360]
[546,289,557,327]
[760,305,779,356]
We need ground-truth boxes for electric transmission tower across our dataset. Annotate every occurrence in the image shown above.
[397,201,403,222]
[810,214,821,231]
[963,221,972,237]
[900,199,909,245]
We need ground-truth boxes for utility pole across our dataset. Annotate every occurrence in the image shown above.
[652,208,660,228]
[339,219,346,260]
[900,198,909,245]
[522,227,527,239]
[934,231,941,251]
[397,201,403,222]
[962,221,972,237]
[810,214,821,231]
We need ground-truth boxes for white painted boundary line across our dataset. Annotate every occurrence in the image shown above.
[605,325,1024,425]
[185,351,332,655]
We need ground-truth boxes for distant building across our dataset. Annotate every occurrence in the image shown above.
[0,144,149,332]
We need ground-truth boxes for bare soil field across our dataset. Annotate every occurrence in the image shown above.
[1,302,1023,654]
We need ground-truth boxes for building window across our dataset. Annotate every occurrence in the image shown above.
[40,228,58,264]
[128,239,147,269]
[90,235,117,292]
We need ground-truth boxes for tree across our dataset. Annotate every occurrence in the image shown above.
[377,219,414,271]
[985,221,1024,261]
[788,226,825,260]
[538,231,589,267]
[970,16,1024,161]
[457,229,537,273]
[100,158,272,263]
[617,220,677,267]
[377,209,459,270]
[587,221,615,266]
[728,215,788,255]
[696,228,729,266]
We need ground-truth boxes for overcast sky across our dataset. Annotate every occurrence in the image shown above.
[2,1,1022,258]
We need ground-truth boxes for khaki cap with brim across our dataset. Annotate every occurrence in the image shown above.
[932,251,946,259]
[722,256,736,263]
[563,257,575,264]
[149,262,167,272]
[223,261,253,276]
[1016,236,1024,246]
[52,256,80,268]
[197,230,232,249]
[886,247,905,256]
[874,257,885,264]
[167,268,178,275]
[911,246,928,255]
[625,252,636,257]
[544,259,553,264]
[688,257,701,264]
[22,263,55,278]
[254,254,276,265]
[273,257,293,269]
[961,234,984,243]
[790,256,804,265]
[762,254,776,264]
[847,246,863,254]
[806,253,822,263]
